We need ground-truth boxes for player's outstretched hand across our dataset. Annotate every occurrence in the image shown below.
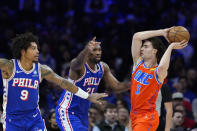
[87,37,101,51]
[88,93,108,105]
[170,40,188,50]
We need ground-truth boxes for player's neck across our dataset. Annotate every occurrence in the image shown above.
[144,58,158,68]
[87,61,97,71]
[19,57,34,71]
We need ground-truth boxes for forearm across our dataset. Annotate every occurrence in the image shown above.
[113,82,130,93]
[71,47,90,69]
[158,45,173,71]
[134,29,164,41]
[165,111,172,131]
[59,78,78,93]
[59,78,89,99]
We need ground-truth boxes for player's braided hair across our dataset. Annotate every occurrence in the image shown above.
[146,37,166,63]
[11,32,39,59]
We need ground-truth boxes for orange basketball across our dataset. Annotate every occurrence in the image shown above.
[167,26,190,43]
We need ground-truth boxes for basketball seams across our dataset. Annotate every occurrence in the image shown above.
[169,32,189,41]
[169,32,189,39]
[168,32,189,42]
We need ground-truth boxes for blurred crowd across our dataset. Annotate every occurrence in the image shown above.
[0,0,197,130]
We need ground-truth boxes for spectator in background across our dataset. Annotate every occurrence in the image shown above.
[19,0,40,12]
[84,0,108,14]
[0,70,3,130]
[93,103,126,131]
[117,106,129,130]
[39,43,56,70]
[174,104,195,129]
[47,109,60,131]
[171,110,184,131]
[186,68,197,93]
[192,99,197,128]
[172,92,193,116]
[176,76,196,103]
[116,98,129,110]
[0,110,2,130]
[88,104,101,131]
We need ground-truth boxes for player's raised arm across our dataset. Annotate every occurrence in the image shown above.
[157,40,188,82]
[102,62,130,93]
[70,37,101,72]
[131,29,165,66]
[40,64,107,104]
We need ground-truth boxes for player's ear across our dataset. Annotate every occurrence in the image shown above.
[153,49,157,54]
[21,49,25,56]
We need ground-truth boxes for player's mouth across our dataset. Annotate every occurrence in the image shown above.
[35,56,39,59]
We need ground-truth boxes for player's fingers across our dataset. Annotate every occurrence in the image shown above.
[180,41,187,47]
[95,42,101,45]
[182,44,188,48]
[97,93,108,99]
[97,100,102,105]
[180,40,186,44]
[92,36,96,41]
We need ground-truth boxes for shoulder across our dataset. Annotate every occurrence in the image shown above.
[40,64,51,71]
[100,61,109,70]
[100,61,110,75]
[40,64,54,78]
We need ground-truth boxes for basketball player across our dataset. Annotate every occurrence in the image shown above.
[130,28,188,131]
[56,37,130,131]
[0,32,107,131]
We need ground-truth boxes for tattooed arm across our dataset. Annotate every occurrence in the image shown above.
[0,59,14,79]
[40,64,108,103]
[41,64,79,93]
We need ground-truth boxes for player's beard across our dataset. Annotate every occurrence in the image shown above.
[93,58,100,64]
[33,60,38,63]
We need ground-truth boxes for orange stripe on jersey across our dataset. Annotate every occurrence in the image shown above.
[130,60,163,113]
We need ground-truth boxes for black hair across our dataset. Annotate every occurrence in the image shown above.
[146,37,166,63]
[48,109,55,120]
[104,103,116,113]
[172,110,183,117]
[11,32,39,59]
[178,76,188,81]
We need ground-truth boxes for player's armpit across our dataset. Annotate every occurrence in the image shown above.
[156,67,168,83]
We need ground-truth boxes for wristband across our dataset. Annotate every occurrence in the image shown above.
[75,87,89,99]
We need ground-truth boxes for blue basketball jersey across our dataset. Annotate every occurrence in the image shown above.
[57,62,104,115]
[3,59,41,115]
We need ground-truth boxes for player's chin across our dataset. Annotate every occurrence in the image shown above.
[95,59,101,63]
[33,58,39,63]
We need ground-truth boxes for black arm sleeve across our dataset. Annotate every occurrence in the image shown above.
[161,84,172,103]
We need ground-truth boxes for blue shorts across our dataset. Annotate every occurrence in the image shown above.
[55,106,88,131]
[3,109,47,131]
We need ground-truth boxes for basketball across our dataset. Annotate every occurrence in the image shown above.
[167,26,190,43]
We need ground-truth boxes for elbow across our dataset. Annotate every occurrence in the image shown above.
[133,32,142,40]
